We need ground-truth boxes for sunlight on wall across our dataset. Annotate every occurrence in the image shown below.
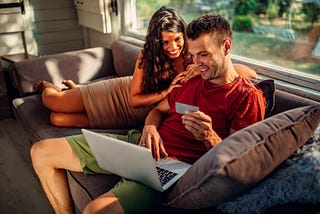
[0,0,37,56]
[0,34,24,54]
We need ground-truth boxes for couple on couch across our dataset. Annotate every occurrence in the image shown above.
[31,7,266,214]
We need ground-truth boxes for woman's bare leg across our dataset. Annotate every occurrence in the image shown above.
[234,64,258,79]
[34,81,85,113]
[33,81,90,127]
[30,137,83,214]
[50,112,90,128]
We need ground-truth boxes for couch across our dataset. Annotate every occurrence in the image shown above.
[11,40,320,213]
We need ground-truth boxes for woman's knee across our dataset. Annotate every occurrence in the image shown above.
[50,113,63,126]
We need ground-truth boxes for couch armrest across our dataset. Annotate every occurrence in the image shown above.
[11,47,115,96]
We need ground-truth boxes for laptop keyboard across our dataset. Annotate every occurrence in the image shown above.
[156,167,178,186]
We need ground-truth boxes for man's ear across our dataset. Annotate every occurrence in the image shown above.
[223,38,232,55]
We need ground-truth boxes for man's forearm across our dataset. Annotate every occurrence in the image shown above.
[144,109,163,128]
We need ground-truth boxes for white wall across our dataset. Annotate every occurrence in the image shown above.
[30,0,84,55]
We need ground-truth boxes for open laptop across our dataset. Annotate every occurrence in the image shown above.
[81,129,191,192]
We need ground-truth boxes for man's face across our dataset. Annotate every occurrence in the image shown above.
[187,34,226,81]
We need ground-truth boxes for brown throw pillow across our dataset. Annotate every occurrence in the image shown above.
[165,104,320,209]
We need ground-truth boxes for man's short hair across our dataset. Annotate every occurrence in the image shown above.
[186,14,232,46]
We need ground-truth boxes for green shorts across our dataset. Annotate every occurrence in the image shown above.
[66,130,163,213]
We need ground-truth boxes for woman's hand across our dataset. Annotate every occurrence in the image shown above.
[160,72,186,98]
[182,110,222,149]
[182,64,200,82]
[139,125,168,160]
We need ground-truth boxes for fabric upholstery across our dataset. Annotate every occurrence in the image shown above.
[166,104,320,209]
[67,171,122,212]
[111,41,141,77]
[12,47,115,96]
[217,124,320,213]
[253,79,275,117]
[12,95,131,144]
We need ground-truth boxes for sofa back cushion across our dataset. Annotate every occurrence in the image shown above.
[13,47,115,96]
[272,89,319,115]
[111,41,141,77]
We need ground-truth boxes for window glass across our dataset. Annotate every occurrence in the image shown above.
[125,0,320,78]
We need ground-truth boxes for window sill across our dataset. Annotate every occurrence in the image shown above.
[231,54,320,102]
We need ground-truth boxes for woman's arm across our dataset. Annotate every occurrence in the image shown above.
[234,63,257,79]
[129,51,184,107]
[129,51,165,107]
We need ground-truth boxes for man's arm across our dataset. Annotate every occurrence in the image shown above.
[139,97,171,160]
[182,110,222,150]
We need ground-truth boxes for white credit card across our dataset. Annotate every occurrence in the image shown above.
[175,102,199,114]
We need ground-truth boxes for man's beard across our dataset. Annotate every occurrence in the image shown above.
[206,60,225,81]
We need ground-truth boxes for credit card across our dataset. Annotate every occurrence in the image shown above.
[175,102,199,114]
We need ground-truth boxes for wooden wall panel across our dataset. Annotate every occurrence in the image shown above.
[38,40,84,55]
[30,0,84,55]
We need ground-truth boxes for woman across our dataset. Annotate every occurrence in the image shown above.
[33,6,256,128]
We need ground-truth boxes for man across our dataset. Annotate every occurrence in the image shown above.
[30,14,266,214]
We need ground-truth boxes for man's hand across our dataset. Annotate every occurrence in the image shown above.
[139,125,168,160]
[182,110,222,149]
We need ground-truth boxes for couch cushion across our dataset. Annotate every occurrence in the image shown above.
[272,89,319,116]
[67,171,122,212]
[12,95,131,144]
[12,47,115,96]
[166,104,320,209]
[111,41,141,77]
[253,79,275,117]
[217,123,320,213]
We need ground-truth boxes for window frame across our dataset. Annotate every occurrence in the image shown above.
[118,0,320,102]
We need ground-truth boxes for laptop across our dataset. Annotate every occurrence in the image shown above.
[81,129,191,192]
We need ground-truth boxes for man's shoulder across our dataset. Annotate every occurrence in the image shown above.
[232,77,265,102]
[236,76,259,91]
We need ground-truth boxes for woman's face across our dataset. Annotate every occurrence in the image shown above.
[161,31,184,59]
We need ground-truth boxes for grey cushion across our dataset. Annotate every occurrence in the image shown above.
[111,41,141,77]
[12,94,130,144]
[254,79,275,117]
[12,47,114,96]
[166,104,320,209]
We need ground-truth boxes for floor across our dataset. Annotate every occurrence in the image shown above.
[0,117,54,214]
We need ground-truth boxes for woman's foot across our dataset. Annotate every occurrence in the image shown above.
[62,80,78,89]
[33,81,62,93]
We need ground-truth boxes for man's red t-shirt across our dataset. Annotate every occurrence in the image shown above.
[158,76,266,164]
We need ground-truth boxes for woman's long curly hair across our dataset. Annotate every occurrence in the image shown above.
[139,6,192,94]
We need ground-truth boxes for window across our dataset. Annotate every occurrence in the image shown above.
[121,0,320,100]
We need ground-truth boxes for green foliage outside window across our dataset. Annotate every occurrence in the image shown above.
[134,0,320,76]
[232,15,255,32]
